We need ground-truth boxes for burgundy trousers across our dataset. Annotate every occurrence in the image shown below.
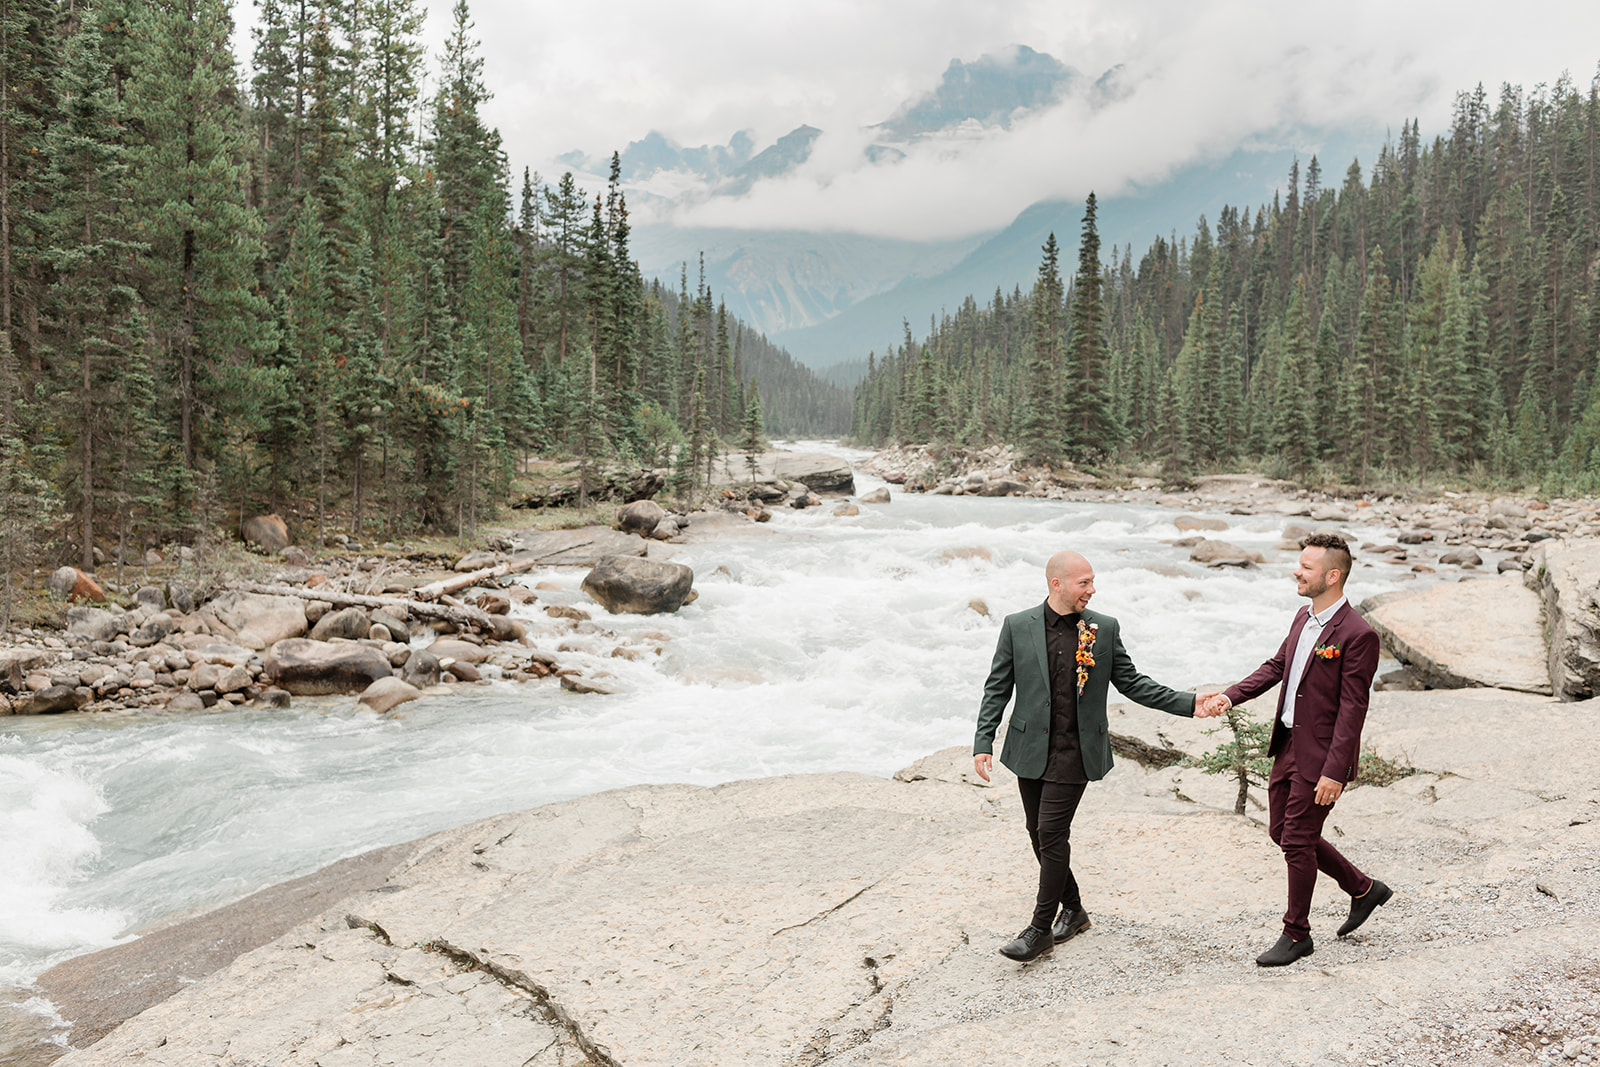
[1268,743,1372,940]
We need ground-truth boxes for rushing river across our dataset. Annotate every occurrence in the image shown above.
[1,445,1452,1043]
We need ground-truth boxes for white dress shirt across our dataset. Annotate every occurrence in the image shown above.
[1279,596,1347,728]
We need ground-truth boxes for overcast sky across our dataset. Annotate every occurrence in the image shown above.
[237,1,1600,240]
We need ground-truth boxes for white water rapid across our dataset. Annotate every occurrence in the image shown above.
[1,446,1449,1019]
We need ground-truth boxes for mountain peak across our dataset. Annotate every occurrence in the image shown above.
[873,44,1077,141]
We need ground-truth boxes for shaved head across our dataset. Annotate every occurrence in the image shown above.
[1046,551,1095,613]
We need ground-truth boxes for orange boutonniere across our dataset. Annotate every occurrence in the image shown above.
[1076,620,1098,697]
[1314,642,1342,660]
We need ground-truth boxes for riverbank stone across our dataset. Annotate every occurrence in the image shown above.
[262,638,392,695]
[1524,538,1600,700]
[358,677,422,714]
[581,555,694,615]
[203,591,309,651]
[509,526,649,566]
[1361,573,1550,694]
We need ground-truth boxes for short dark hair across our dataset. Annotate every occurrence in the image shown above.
[1301,532,1353,583]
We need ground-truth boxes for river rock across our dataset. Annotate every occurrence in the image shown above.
[166,692,205,712]
[15,685,84,714]
[467,590,510,615]
[358,677,422,714]
[1189,539,1261,567]
[281,546,311,568]
[204,592,309,651]
[1525,538,1600,700]
[581,556,695,615]
[833,503,860,517]
[48,566,106,603]
[616,499,666,536]
[426,639,491,664]
[1360,574,1550,694]
[311,606,371,642]
[263,639,392,696]
[509,526,649,566]
[134,585,166,612]
[1439,547,1483,567]
[166,582,196,614]
[128,614,173,648]
[66,606,121,642]
[770,453,855,494]
[1174,515,1229,531]
[860,487,891,505]
[213,665,252,695]
[650,516,681,541]
[454,550,498,572]
[559,673,623,695]
[979,478,1028,497]
[401,650,441,688]
[371,609,409,637]
[485,615,526,643]
[241,514,291,553]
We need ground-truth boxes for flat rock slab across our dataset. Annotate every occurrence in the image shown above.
[48,690,1600,1067]
[1363,574,1550,694]
[509,526,649,566]
[1525,538,1600,700]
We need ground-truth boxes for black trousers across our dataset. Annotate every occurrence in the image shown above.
[1017,777,1088,930]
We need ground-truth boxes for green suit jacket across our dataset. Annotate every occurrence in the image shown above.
[973,603,1196,781]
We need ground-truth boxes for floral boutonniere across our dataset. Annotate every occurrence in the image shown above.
[1076,620,1099,696]
[1313,642,1342,660]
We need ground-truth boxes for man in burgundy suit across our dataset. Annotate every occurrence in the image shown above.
[1200,532,1392,966]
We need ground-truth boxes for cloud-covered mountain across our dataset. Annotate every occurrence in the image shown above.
[872,44,1079,141]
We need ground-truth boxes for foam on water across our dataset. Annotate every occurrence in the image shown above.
[0,450,1451,996]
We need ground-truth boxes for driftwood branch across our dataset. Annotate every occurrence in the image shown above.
[232,582,495,632]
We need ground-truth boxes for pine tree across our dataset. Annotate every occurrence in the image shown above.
[1065,193,1114,458]
[1017,232,1063,463]
[740,381,764,484]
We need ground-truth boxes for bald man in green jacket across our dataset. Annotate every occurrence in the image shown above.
[974,550,1214,962]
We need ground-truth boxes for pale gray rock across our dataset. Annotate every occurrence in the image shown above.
[370,608,409,636]
[860,487,891,504]
[310,606,371,642]
[426,638,490,664]
[650,516,681,540]
[558,673,623,694]
[979,478,1028,497]
[357,676,423,714]
[65,606,119,642]
[128,613,173,648]
[1173,515,1228,531]
[213,665,252,695]
[509,526,649,566]
[1525,538,1600,700]
[134,585,166,612]
[454,549,499,572]
[166,692,205,711]
[0,648,51,675]
[262,638,392,695]
[771,452,855,494]
[401,650,440,688]
[833,503,860,517]
[203,592,308,651]
[280,545,311,568]
[1438,547,1484,567]
[581,555,694,615]
[1361,573,1549,694]
[1188,539,1262,567]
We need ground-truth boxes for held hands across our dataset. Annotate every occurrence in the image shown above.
[1194,692,1231,718]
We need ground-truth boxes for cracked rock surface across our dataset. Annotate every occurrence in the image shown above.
[50,689,1600,1067]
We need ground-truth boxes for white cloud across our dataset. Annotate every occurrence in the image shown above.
[235,0,1600,240]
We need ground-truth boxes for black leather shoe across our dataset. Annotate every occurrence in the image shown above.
[1255,933,1314,967]
[1337,879,1392,937]
[998,925,1054,962]
[1051,907,1091,944]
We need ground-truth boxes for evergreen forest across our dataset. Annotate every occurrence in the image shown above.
[851,71,1600,491]
[0,0,848,574]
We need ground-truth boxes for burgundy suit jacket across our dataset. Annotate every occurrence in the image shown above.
[1223,602,1380,785]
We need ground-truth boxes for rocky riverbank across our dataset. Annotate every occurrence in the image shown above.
[34,687,1600,1067]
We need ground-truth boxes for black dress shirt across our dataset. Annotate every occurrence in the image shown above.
[1042,603,1088,784]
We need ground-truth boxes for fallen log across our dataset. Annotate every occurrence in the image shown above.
[410,542,595,601]
[231,582,495,633]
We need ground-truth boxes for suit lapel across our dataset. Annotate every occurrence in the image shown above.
[1029,604,1049,686]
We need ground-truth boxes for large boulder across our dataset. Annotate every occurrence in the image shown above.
[263,639,392,696]
[241,514,291,553]
[47,566,106,603]
[770,453,855,495]
[616,499,667,537]
[14,685,85,714]
[1525,539,1600,700]
[1189,540,1263,567]
[65,606,120,642]
[581,555,695,615]
[203,592,309,651]
[310,606,371,642]
[425,638,491,664]
[1361,575,1550,695]
[358,677,422,714]
[400,649,441,688]
[509,526,649,566]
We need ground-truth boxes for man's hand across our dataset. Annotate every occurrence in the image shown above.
[1195,692,1230,718]
[973,753,992,782]
[1314,776,1344,805]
